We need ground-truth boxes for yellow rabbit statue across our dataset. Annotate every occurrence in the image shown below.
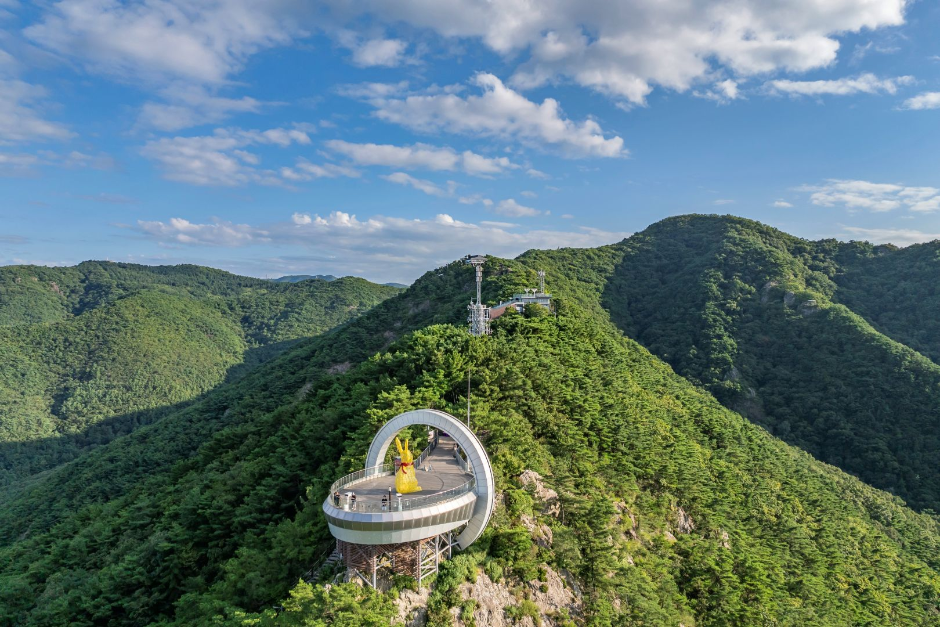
[395,437,422,494]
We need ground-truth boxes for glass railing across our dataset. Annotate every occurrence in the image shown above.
[327,476,476,514]
[325,438,476,514]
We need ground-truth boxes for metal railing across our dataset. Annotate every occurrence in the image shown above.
[327,463,395,496]
[325,434,477,514]
[326,475,476,514]
[326,439,437,498]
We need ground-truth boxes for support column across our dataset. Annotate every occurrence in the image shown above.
[416,539,423,588]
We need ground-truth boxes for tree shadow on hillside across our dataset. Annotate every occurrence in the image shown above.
[0,340,301,490]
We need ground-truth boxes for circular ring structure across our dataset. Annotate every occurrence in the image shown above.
[365,409,495,549]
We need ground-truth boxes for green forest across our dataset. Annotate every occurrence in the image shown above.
[0,262,400,482]
[1,219,940,625]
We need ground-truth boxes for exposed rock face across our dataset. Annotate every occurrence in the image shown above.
[799,300,820,316]
[397,586,430,627]
[327,362,351,375]
[760,280,779,304]
[675,507,695,534]
[783,291,796,307]
[519,470,560,517]
[520,513,554,548]
[612,501,638,540]
[395,565,582,627]
[460,567,581,627]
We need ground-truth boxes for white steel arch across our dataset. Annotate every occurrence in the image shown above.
[365,409,495,549]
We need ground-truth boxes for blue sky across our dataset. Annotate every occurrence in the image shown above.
[1,0,939,283]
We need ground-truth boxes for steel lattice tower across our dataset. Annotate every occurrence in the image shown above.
[465,255,490,336]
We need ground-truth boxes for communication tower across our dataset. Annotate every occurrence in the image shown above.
[465,255,490,336]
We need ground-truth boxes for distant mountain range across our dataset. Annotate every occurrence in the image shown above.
[269,274,409,289]
[2,217,939,625]
[0,261,401,481]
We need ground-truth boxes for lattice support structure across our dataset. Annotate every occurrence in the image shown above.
[465,255,490,336]
[337,530,458,589]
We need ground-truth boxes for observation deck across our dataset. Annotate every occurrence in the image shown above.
[319,409,495,587]
[322,435,477,544]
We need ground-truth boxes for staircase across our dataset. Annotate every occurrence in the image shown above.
[302,547,343,583]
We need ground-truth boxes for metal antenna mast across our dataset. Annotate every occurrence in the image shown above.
[465,255,490,336]
[537,270,546,294]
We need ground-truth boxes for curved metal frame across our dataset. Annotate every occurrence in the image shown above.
[365,409,495,549]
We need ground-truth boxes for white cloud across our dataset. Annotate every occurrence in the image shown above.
[281,160,361,181]
[0,79,72,144]
[713,198,735,205]
[494,198,541,217]
[520,190,537,198]
[324,140,517,176]
[137,217,263,245]
[841,227,940,246]
[351,38,408,67]
[0,149,114,175]
[900,92,940,110]
[330,0,907,105]
[370,73,626,158]
[526,168,550,179]
[25,0,304,84]
[560,213,574,219]
[137,84,266,132]
[458,194,494,206]
[140,126,313,186]
[773,199,793,207]
[382,172,457,197]
[801,179,940,213]
[695,79,740,103]
[334,81,410,99]
[133,210,630,282]
[765,73,914,97]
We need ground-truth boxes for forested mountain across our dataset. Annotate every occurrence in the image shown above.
[269,274,339,283]
[0,262,401,482]
[528,215,940,512]
[1,248,939,626]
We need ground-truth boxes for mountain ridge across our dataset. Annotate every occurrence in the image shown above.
[2,218,940,625]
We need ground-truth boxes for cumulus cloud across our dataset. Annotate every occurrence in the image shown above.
[140,126,313,186]
[900,92,940,110]
[695,79,740,103]
[773,199,793,207]
[382,171,457,197]
[25,0,304,84]
[133,210,629,282]
[526,168,550,179]
[327,0,908,105]
[801,179,940,213]
[325,140,517,176]
[841,227,940,246]
[137,84,267,132]
[0,79,73,144]
[765,73,914,97]
[494,198,541,217]
[137,217,263,245]
[369,73,626,158]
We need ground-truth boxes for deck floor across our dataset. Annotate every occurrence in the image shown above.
[343,436,470,505]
